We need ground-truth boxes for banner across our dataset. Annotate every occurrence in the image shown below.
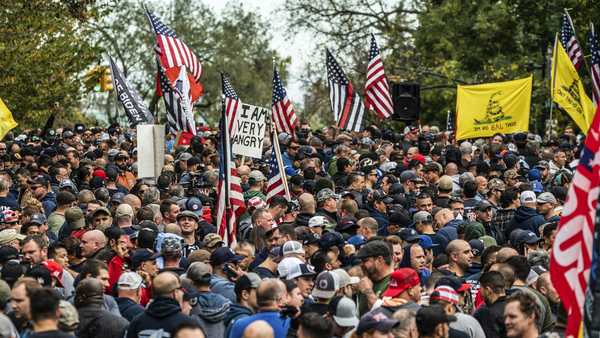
[108,55,154,126]
[552,40,595,132]
[231,103,267,159]
[137,124,165,178]
[0,98,18,140]
[455,76,532,140]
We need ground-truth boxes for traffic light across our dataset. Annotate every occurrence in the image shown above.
[100,67,113,92]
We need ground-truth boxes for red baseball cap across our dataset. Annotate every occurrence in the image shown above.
[382,268,420,298]
[42,260,63,287]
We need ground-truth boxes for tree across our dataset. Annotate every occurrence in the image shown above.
[0,1,101,128]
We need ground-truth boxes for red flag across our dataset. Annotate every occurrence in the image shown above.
[551,104,600,337]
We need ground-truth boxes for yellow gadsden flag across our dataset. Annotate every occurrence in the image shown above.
[0,98,17,140]
[455,76,532,140]
[552,40,595,132]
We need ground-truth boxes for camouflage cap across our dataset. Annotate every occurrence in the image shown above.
[487,178,506,191]
[58,300,79,332]
[503,169,519,180]
[316,188,339,203]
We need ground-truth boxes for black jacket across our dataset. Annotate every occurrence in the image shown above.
[116,297,145,322]
[76,303,129,338]
[126,297,198,338]
[473,296,508,338]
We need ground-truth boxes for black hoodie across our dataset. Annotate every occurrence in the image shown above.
[126,297,198,338]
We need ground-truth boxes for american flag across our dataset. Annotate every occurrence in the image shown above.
[365,34,393,119]
[266,134,286,204]
[560,12,584,70]
[590,23,600,106]
[272,68,297,136]
[146,8,202,81]
[157,63,196,135]
[222,73,240,135]
[327,49,365,132]
[216,77,246,247]
[551,103,600,337]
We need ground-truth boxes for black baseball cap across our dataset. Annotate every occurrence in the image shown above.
[210,247,244,266]
[130,249,160,270]
[399,228,420,243]
[0,246,18,264]
[357,311,399,335]
[355,240,391,260]
[389,212,412,227]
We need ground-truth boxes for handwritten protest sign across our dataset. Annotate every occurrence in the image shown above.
[231,103,268,159]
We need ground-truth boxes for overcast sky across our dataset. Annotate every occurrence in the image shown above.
[201,0,314,105]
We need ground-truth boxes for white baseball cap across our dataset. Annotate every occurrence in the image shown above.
[282,241,305,256]
[117,272,143,290]
[308,216,327,228]
[520,190,537,204]
[332,268,360,288]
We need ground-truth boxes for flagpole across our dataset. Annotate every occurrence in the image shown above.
[272,59,291,201]
[221,90,231,245]
[549,33,559,139]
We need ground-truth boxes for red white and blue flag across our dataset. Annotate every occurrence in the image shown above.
[272,68,298,136]
[216,74,245,247]
[589,23,600,106]
[560,11,584,71]
[266,130,287,204]
[365,34,393,120]
[327,49,365,132]
[222,73,240,135]
[551,104,600,337]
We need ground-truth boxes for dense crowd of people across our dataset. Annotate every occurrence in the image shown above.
[0,121,577,338]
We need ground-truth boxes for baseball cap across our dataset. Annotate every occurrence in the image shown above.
[235,272,261,294]
[282,241,305,256]
[520,191,537,204]
[186,262,213,284]
[59,179,78,193]
[0,229,25,246]
[398,228,420,243]
[503,169,519,180]
[371,190,393,204]
[0,209,18,224]
[65,207,86,230]
[300,232,320,246]
[0,246,18,264]
[511,229,541,247]
[416,305,457,332]
[27,213,47,226]
[26,264,52,287]
[537,192,557,205]
[91,207,111,218]
[176,210,199,223]
[382,268,420,298]
[287,263,316,280]
[184,197,204,216]
[480,235,497,248]
[202,233,224,249]
[430,285,460,305]
[28,175,49,187]
[308,216,327,228]
[58,300,79,332]
[435,275,471,293]
[468,239,485,256]
[347,234,366,247]
[331,296,359,328]
[336,217,358,232]
[210,247,244,266]
[438,175,453,191]
[487,178,506,191]
[316,188,339,203]
[419,235,439,250]
[356,312,399,335]
[400,170,421,183]
[475,200,493,212]
[312,271,339,299]
[389,212,412,227]
[130,249,160,270]
[161,237,183,256]
[111,192,125,204]
[355,240,391,260]
[118,272,143,290]
[413,211,432,224]
[332,268,360,288]
[249,170,266,182]
[1,260,24,285]
[116,204,134,218]
[278,257,304,278]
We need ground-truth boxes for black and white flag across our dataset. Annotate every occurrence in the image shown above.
[108,55,154,126]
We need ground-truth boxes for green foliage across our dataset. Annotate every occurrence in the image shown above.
[285,0,600,132]
[0,1,100,128]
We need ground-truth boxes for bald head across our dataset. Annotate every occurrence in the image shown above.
[298,193,316,214]
[74,277,104,307]
[123,194,141,211]
[256,278,285,309]
[496,247,519,263]
[242,320,274,338]
[80,230,107,258]
[237,165,251,177]
[446,239,469,255]
[153,272,180,298]
[434,208,454,228]
[445,162,458,176]
[165,223,182,236]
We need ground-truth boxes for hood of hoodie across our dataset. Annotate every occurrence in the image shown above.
[224,303,254,326]
[193,292,231,323]
[146,297,182,319]
[513,206,540,223]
